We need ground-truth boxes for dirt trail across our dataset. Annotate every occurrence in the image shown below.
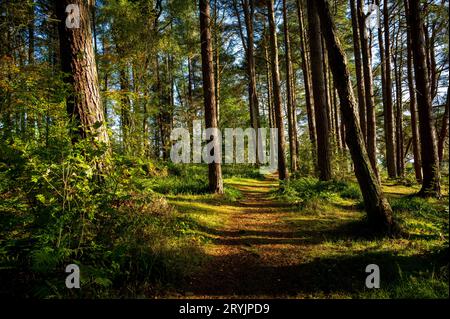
[178,176,314,298]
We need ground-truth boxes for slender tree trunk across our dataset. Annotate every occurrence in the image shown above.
[407,0,441,198]
[315,0,398,235]
[283,0,298,172]
[199,0,224,194]
[264,27,274,129]
[56,0,110,173]
[307,0,331,181]
[357,0,378,179]
[376,0,397,178]
[267,0,288,181]
[404,0,422,182]
[296,0,317,172]
[393,21,404,177]
[350,0,366,143]
[438,87,449,163]
[242,0,261,164]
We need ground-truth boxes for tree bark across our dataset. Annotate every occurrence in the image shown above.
[377,0,397,178]
[357,0,378,179]
[199,0,224,194]
[307,0,331,181]
[296,0,317,172]
[393,19,404,178]
[407,0,441,198]
[350,0,366,143]
[266,0,288,181]
[404,0,422,182]
[56,0,110,172]
[242,0,261,164]
[283,0,298,172]
[438,87,449,163]
[315,0,398,235]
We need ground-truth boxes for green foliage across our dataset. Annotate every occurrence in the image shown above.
[279,177,363,206]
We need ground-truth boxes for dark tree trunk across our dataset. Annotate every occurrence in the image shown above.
[267,0,288,181]
[407,0,441,198]
[296,0,317,172]
[357,0,378,179]
[393,21,404,178]
[283,0,298,172]
[377,0,397,178]
[438,87,449,163]
[307,0,331,181]
[350,0,366,143]
[404,0,422,182]
[242,0,261,164]
[56,0,110,172]
[199,0,224,194]
[315,0,398,235]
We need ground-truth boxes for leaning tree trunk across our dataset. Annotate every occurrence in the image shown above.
[407,0,441,198]
[199,0,224,194]
[267,0,288,181]
[307,0,332,181]
[315,0,398,235]
[56,0,110,173]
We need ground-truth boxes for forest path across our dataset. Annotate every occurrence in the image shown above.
[171,175,328,298]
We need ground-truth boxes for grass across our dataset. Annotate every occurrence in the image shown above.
[275,177,448,298]
[0,154,448,298]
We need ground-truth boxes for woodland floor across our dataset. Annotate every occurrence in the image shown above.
[161,176,448,299]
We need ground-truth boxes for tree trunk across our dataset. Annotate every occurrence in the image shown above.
[296,0,317,172]
[242,0,261,164]
[283,0,298,172]
[266,0,288,181]
[404,0,422,182]
[377,0,397,178]
[350,0,366,143]
[407,0,441,198]
[357,0,378,179]
[438,87,449,163]
[56,0,110,172]
[315,0,398,235]
[393,20,404,178]
[307,0,331,181]
[199,0,224,194]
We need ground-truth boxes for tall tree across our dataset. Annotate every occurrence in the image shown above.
[296,0,317,172]
[307,0,331,181]
[266,0,288,181]
[56,0,110,172]
[392,16,404,177]
[404,0,422,182]
[233,0,262,164]
[350,0,366,141]
[199,0,224,194]
[378,0,397,178]
[438,87,449,163]
[407,0,441,198]
[315,0,397,234]
[357,0,378,179]
[283,0,298,172]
